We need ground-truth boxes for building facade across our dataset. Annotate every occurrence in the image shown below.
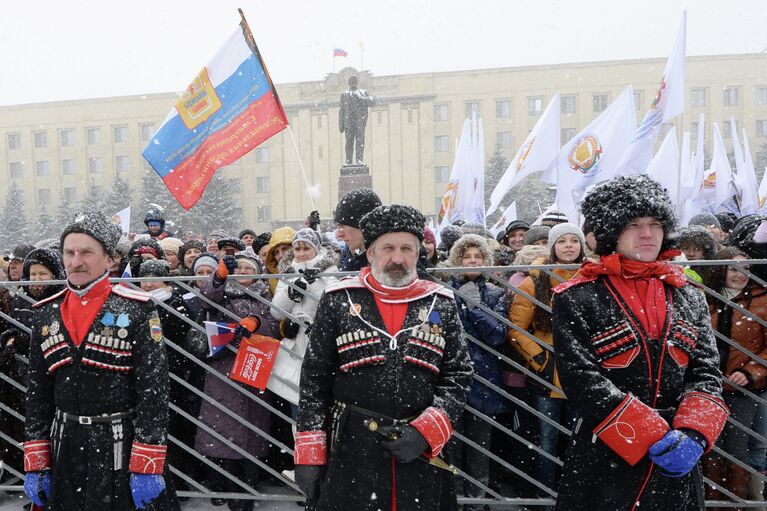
[2,53,766,233]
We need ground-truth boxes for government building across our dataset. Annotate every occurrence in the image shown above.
[1,53,766,232]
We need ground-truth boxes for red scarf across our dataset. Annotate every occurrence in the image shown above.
[359,267,442,304]
[579,250,684,339]
[61,274,113,347]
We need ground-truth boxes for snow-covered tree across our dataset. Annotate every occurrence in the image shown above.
[33,204,56,242]
[184,172,243,236]
[484,144,510,227]
[54,194,75,229]
[0,181,30,249]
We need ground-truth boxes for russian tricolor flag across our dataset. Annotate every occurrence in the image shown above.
[204,321,237,357]
[143,13,288,209]
[333,48,348,57]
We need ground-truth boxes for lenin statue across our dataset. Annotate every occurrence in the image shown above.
[339,76,374,165]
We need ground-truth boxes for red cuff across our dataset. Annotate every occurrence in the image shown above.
[129,442,167,474]
[23,440,52,472]
[672,391,729,452]
[592,394,669,466]
[410,407,453,459]
[294,430,327,465]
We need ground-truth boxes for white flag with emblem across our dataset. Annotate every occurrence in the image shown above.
[731,120,759,216]
[711,122,737,211]
[551,86,637,218]
[616,11,686,176]
[488,202,517,238]
[486,94,560,217]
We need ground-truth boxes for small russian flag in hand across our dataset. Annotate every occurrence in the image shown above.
[204,321,237,356]
[333,48,348,57]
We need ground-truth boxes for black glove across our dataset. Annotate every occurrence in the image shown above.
[301,268,321,285]
[532,352,547,369]
[307,210,321,230]
[233,316,261,343]
[288,278,309,302]
[378,425,428,463]
[295,465,325,502]
[280,319,301,339]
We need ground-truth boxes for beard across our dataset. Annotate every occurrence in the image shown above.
[371,261,417,288]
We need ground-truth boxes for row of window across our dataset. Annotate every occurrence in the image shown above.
[7,156,132,178]
[5,124,156,151]
[431,86,767,122]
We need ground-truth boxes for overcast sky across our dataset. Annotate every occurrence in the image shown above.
[0,0,765,107]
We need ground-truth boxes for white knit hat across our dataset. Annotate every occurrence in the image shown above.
[547,222,586,252]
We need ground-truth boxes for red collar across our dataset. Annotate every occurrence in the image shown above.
[61,274,113,346]
[578,250,687,288]
[359,267,442,303]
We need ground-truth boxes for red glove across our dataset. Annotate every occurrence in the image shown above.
[216,255,237,280]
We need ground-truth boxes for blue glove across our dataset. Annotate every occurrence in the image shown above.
[130,473,165,509]
[24,471,52,507]
[648,429,705,477]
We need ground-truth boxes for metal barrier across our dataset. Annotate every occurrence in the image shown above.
[1,260,767,509]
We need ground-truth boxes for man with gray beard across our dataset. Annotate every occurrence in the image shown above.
[294,204,473,511]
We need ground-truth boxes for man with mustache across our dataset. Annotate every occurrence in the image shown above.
[294,204,473,510]
[23,211,175,510]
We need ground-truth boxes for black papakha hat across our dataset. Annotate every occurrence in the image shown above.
[60,211,122,257]
[334,188,382,229]
[359,204,425,248]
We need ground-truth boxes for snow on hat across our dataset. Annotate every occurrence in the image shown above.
[139,259,170,278]
[207,229,230,242]
[715,212,737,233]
[678,226,717,260]
[60,211,121,256]
[193,252,219,273]
[23,248,65,280]
[359,204,425,248]
[129,238,164,260]
[688,212,721,230]
[293,228,321,253]
[581,175,677,256]
[334,188,382,229]
[239,229,257,239]
[446,234,494,267]
[539,210,569,227]
[158,237,184,256]
[523,225,551,246]
[252,232,272,254]
[217,237,246,252]
[235,251,261,273]
[461,222,489,238]
[547,222,586,252]
[6,243,35,262]
[438,225,463,252]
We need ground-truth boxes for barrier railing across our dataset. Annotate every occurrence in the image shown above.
[1,259,767,508]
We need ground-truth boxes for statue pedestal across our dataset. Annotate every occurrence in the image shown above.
[338,164,372,201]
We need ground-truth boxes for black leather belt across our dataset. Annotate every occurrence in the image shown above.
[56,409,134,425]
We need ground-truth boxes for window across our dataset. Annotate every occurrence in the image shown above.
[9,162,23,178]
[723,87,739,107]
[464,101,480,118]
[115,155,130,172]
[723,120,740,138]
[528,96,543,116]
[256,176,270,193]
[433,104,449,122]
[561,128,576,142]
[255,147,269,163]
[113,125,128,143]
[434,135,449,152]
[758,87,767,106]
[407,108,413,123]
[33,131,47,149]
[593,94,609,112]
[318,145,323,159]
[497,131,513,149]
[36,161,50,177]
[316,115,323,129]
[561,95,576,115]
[257,206,271,222]
[88,157,102,173]
[757,120,767,138]
[633,91,643,111]
[376,111,383,125]
[496,100,512,118]
[690,88,706,108]
[86,127,101,145]
[59,129,75,147]
[7,132,21,150]
[62,159,76,175]
[140,123,155,141]
[64,187,77,202]
[37,189,50,203]
[435,166,449,183]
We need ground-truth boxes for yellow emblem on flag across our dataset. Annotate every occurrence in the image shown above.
[175,67,222,130]
[568,134,603,175]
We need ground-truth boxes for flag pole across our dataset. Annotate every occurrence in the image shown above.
[286,125,317,210]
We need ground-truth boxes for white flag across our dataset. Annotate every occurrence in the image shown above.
[758,168,767,214]
[112,206,131,235]
[616,12,686,176]
[711,122,737,210]
[646,126,680,202]
[488,202,517,238]
[437,119,472,229]
[486,94,560,216]
[732,121,759,216]
[465,114,486,225]
[553,86,637,217]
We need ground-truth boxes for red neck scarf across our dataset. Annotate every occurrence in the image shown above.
[359,266,442,304]
[580,250,684,339]
[61,273,113,347]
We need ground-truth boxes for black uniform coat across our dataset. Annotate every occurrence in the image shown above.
[552,276,726,511]
[297,277,473,511]
[25,283,174,511]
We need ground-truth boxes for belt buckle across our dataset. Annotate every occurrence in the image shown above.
[79,416,92,425]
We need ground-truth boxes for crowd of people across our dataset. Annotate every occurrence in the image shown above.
[1,178,767,510]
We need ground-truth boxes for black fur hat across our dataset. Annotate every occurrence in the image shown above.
[678,226,717,260]
[334,188,382,229]
[60,211,122,257]
[23,248,66,281]
[580,175,677,256]
[359,205,425,248]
